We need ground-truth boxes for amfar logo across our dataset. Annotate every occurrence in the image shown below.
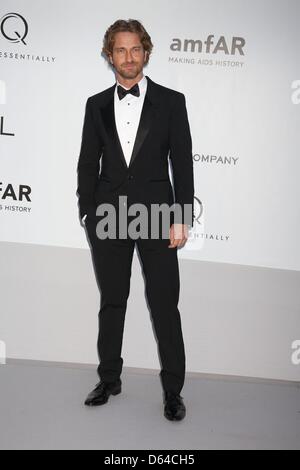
[171,35,245,55]
[0,182,31,201]
[0,12,28,45]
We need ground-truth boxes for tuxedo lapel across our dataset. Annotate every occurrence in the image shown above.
[129,92,156,167]
[99,75,159,170]
[101,92,128,170]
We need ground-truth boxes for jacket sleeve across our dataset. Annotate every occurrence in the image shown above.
[76,97,103,220]
[169,92,195,227]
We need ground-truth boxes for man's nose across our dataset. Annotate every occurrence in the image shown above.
[125,50,133,62]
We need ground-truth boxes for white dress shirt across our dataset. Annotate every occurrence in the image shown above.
[114,74,148,167]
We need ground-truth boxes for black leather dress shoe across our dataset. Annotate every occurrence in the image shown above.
[163,391,186,421]
[84,379,122,406]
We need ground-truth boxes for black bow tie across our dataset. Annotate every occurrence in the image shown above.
[117,83,140,100]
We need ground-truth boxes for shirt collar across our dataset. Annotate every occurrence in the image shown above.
[115,74,147,97]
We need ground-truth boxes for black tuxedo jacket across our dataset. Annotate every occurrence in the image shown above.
[76,75,195,227]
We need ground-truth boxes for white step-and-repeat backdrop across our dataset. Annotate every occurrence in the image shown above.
[1,0,300,270]
[1,1,300,382]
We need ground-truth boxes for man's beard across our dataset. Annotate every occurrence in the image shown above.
[116,62,143,79]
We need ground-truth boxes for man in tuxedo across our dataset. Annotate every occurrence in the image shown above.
[76,19,194,421]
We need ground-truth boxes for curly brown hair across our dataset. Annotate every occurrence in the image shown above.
[102,19,153,64]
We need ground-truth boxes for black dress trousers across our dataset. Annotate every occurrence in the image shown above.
[84,212,186,395]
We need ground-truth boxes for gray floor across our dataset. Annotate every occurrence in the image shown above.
[0,360,299,450]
